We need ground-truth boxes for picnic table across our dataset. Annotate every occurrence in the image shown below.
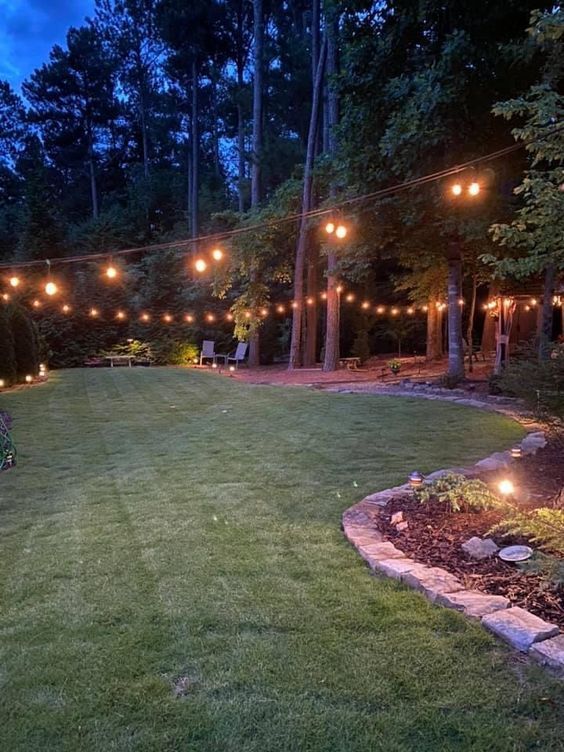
[339,357,361,370]
[106,355,135,367]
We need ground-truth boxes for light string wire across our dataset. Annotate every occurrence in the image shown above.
[1,122,563,273]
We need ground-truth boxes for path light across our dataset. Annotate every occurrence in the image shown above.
[229,365,235,377]
[9,276,20,288]
[408,471,424,490]
[498,479,515,498]
[511,446,523,459]
[211,362,218,369]
[195,258,207,273]
[25,375,33,384]
[0,379,5,388]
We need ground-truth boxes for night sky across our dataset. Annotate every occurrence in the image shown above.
[0,0,94,90]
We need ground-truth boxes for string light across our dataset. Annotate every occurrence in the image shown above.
[195,258,207,273]
[105,264,118,279]
[276,305,285,313]
[185,314,194,323]
[336,285,343,294]
[320,292,327,300]
[32,299,41,308]
[9,276,20,287]
[211,248,223,261]
[335,224,347,239]
[226,313,234,321]
[468,182,480,196]
[325,221,335,234]
[306,297,314,306]
[141,313,150,322]
[376,306,385,314]
[0,379,4,388]
[451,183,463,196]
[245,310,252,318]
[421,305,428,312]
[530,298,538,306]
[1,293,9,301]
[345,293,355,302]
[391,307,399,316]
[206,313,215,322]
[62,304,71,313]
[163,314,172,323]
[291,302,298,309]
[45,281,58,296]
[361,301,370,310]
[260,308,268,316]
[407,307,414,314]
[116,310,126,320]
[89,307,99,317]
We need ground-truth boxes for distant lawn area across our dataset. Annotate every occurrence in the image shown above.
[1,367,564,751]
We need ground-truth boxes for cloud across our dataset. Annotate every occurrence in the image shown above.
[0,0,94,90]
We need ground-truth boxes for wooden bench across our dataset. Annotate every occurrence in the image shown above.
[339,357,361,370]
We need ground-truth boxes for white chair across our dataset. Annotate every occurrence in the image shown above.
[225,342,248,368]
[199,340,217,366]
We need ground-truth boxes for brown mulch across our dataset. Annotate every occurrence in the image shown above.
[378,442,564,629]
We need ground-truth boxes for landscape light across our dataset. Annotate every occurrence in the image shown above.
[408,471,424,489]
[211,248,223,261]
[45,281,58,296]
[468,182,480,196]
[451,183,463,196]
[9,276,20,288]
[335,224,347,239]
[498,479,515,497]
[0,379,5,388]
[25,375,33,384]
[511,446,523,459]
[195,258,207,273]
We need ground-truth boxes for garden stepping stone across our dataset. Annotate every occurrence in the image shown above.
[482,607,559,652]
[461,536,499,560]
[436,590,509,618]
[401,565,465,602]
[530,634,564,674]
[521,432,547,454]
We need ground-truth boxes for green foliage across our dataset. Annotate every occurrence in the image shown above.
[351,329,370,364]
[496,342,564,419]
[416,472,503,513]
[148,338,198,366]
[518,552,564,587]
[8,305,39,380]
[103,340,154,359]
[0,305,16,385]
[491,507,564,555]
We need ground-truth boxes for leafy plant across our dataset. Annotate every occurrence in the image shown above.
[416,472,503,513]
[491,507,564,555]
[388,359,401,373]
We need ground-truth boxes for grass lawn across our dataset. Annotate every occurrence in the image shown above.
[1,368,563,751]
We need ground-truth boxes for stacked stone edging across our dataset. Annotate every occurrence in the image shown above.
[339,389,563,677]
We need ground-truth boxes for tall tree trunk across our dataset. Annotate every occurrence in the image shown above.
[288,37,327,369]
[481,280,499,356]
[140,100,149,179]
[87,125,98,220]
[251,0,263,208]
[311,0,322,157]
[248,0,264,367]
[426,299,443,360]
[322,12,340,373]
[467,272,477,373]
[236,3,246,213]
[191,59,199,246]
[446,240,464,381]
[538,263,555,360]
[304,238,319,366]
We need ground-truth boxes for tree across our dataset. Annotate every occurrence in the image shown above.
[489,9,564,359]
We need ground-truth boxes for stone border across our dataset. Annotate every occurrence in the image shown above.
[340,390,564,677]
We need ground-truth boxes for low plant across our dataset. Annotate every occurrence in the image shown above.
[490,507,564,556]
[388,359,401,374]
[416,472,503,513]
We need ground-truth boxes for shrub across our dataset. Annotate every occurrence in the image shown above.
[416,472,503,513]
[352,330,371,365]
[495,342,564,420]
[0,306,16,385]
[491,507,564,555]
[149,338,198,365]
[9,305,39,381]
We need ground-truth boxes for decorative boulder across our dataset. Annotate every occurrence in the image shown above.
[461,536,499,560]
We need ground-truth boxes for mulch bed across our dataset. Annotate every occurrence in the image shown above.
[378,440,564,629]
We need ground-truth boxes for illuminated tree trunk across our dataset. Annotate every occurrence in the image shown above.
[481,281,498,356]
[426,299,443,360]
[446,240,464,381]
[466,272,477,372]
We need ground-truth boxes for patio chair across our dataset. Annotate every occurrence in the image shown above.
[199,340,217,366]
[225,342,248,368]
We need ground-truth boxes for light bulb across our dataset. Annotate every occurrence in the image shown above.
[62,304,71,313]
[211,248,223,261]
[195,259,207,273]
[45,281,58,296]
[325,221,335,234]
[90,307,98,317]
[468,182,480,196]
[335,224,347,239]
[141,313,150,322]
[9,276,20,287]
[185,314,194,323]
[451,183,463,196]
[163,314,172,323]
[25,375,33,384]
[106,265,118,279]
[498,479,514,496]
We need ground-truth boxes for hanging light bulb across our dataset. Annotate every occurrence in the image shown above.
[1,293,9,302]
[345,293,355,303]
[211,248,223,261]
[32,299,41,308]
[468,182,480,196]
[361,301,370,310]
[45,281,58,296]
[116,310,126,320]
[163,314,172,323]
[451,183,463,196]
[185,314,194,323]
[89,307,99,317]
[106,264,118,279]
[276,305,285,313]
[62,304,71,314]
[325,221,335,234]
[195,258,207,273]
[141,313,150,322]
[206,313,215,322]
[335,224,347,239]
[9,275,20,288]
